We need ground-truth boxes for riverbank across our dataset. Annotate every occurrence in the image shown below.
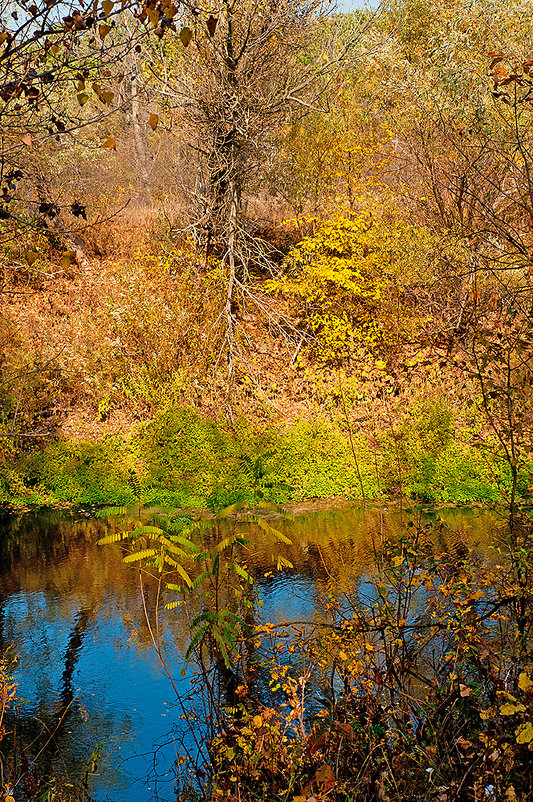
[1,400,526,512]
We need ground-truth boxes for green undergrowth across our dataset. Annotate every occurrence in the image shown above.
[0,403,529,511]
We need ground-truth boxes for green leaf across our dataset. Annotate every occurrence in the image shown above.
[185,623,208,660]
[212,626,231,668]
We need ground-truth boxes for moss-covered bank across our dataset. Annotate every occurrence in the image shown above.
[1,401,528,511]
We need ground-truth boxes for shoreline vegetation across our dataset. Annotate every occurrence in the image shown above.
[1,401,528,513]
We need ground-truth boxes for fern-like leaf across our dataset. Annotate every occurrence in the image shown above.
[176,563,193,588]
[230,563,253,584]
[254,516,292,544]
[124,548,157,563]
[185,623,209,660]
[97,531,130,545]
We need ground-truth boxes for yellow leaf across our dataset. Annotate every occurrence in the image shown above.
[25,250,39,265]
[515,722,533,744]
[101,0,113,15]
[519,673,533,692]
[61,250,76,269]
[252,715,263,729]
[500,703,526,716]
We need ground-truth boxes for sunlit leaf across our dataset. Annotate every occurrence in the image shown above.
[176,563,192,588]
[124,548,157,562]
[518,673,533,691]
[500,702,526,715]
[101,137,116,149]
[515,722,533,744]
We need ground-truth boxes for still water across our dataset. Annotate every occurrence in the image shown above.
[0,501,505,801]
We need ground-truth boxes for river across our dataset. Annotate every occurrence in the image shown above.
[0,501,506,801]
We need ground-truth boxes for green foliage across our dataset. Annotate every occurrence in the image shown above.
[23,438,135,506]
[99,499,292,671]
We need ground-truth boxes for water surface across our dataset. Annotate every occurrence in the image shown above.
[0,502,505,801]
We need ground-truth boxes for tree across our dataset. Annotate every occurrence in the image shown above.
[0,0,149,259]
[146,1,375,387]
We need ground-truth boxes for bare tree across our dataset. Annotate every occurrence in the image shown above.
[146,0,377,388]
[0,0,149,257]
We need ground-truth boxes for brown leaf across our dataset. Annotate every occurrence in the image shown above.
[147,7,159,26]
[148,113,159,130]
[101,137,116,149]
[101,0,114,15]
[489,56,504,70]
[99,90,114,105]
[21,133,33,148]
[459,683,471,697]
[180,26,192,46]
[206,15,217,37]
[98,23,111,39]
[315,763,335,791]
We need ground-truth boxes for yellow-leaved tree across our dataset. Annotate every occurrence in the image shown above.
[267,201,435,363]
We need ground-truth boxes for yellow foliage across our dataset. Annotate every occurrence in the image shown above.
[268,203,434,362]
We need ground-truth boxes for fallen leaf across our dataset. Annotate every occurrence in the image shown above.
[148,113,159,130]
[101,137,116,149]
[21,133,32,148]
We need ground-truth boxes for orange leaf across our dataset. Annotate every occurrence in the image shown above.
[101,137,116,149]
[148,113,159,130]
